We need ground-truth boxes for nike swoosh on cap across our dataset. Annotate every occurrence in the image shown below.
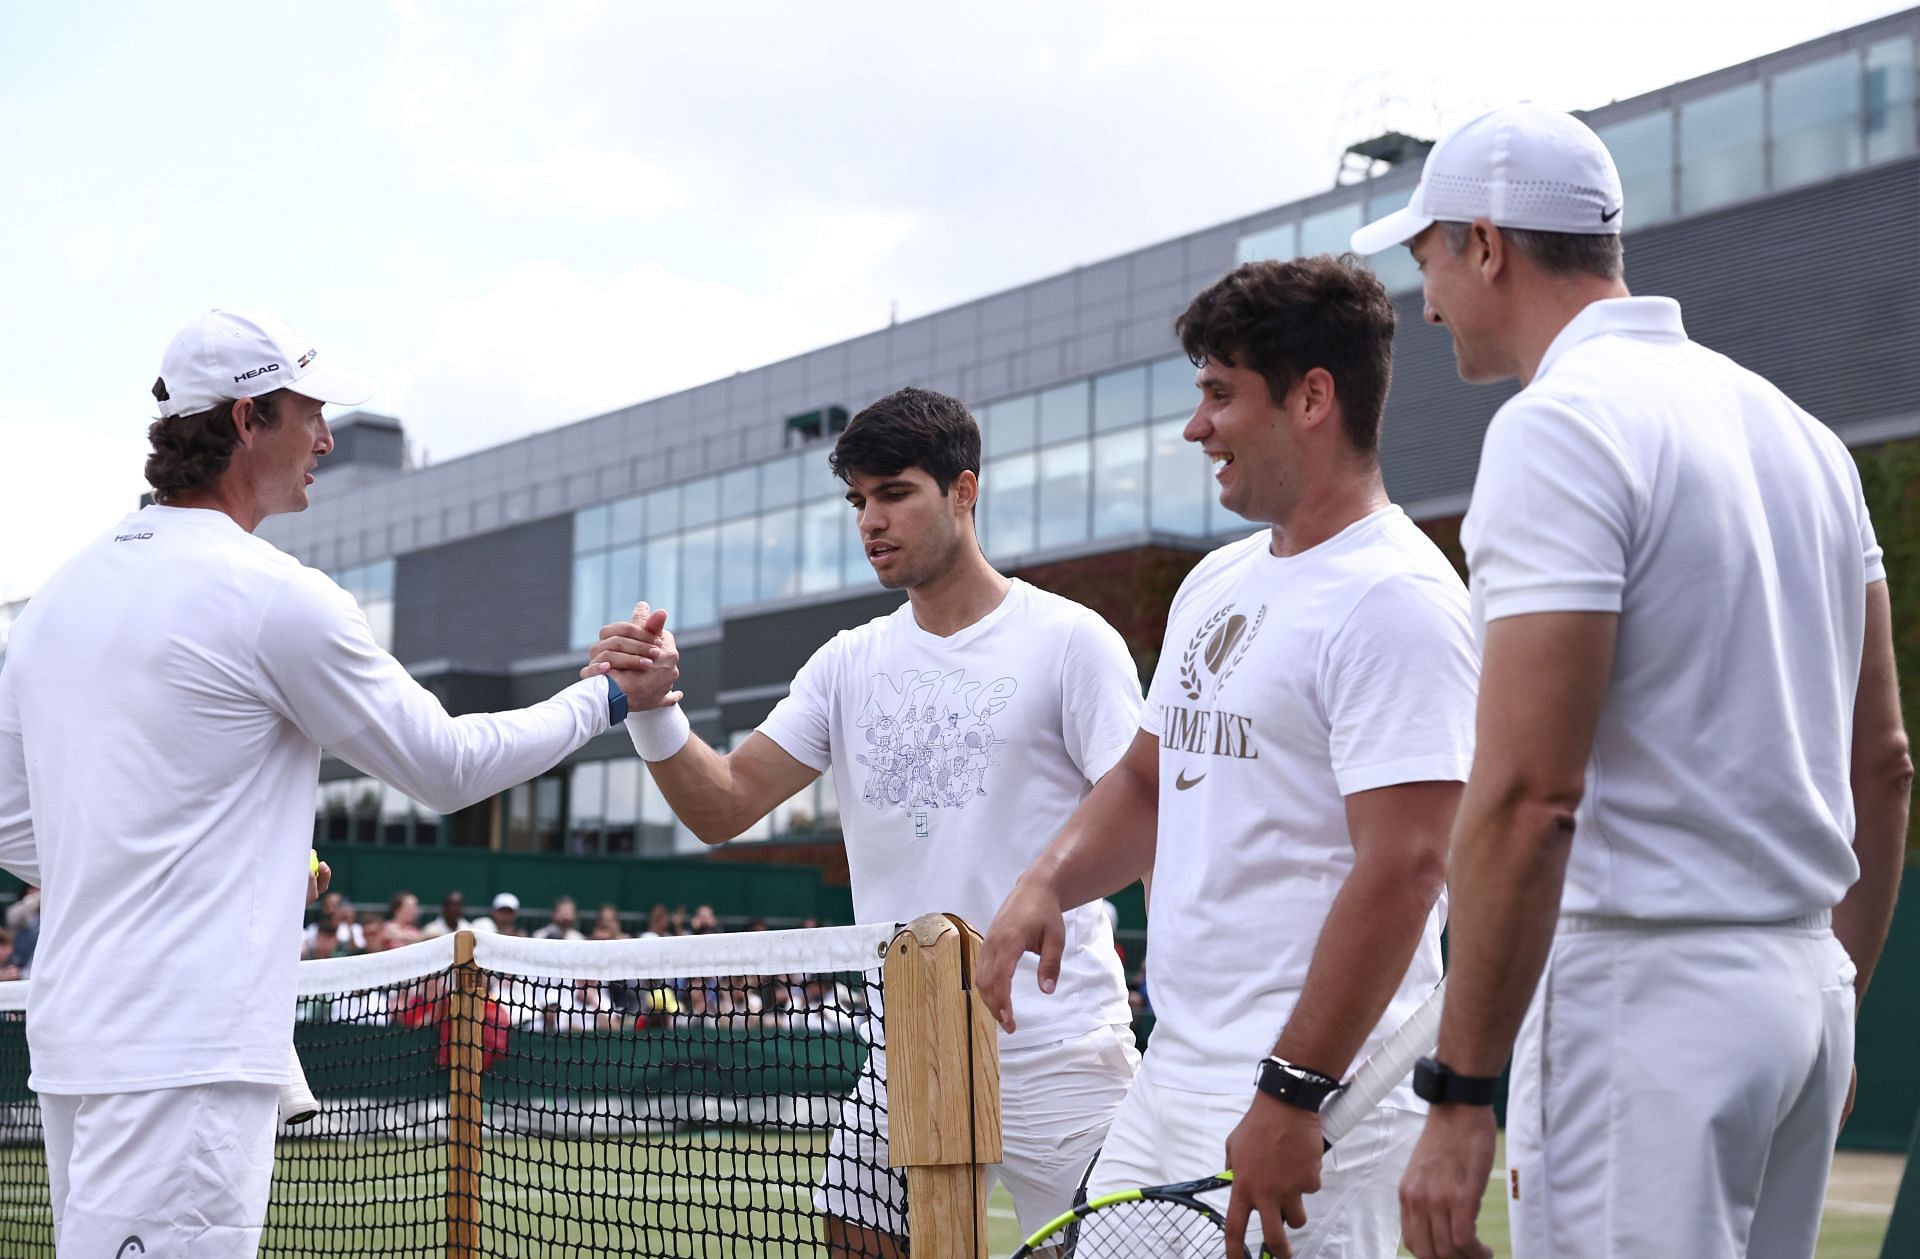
[1174,770,1206,791]
[1601,206,1622,222]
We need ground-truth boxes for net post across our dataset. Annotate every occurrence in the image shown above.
[885,912,1003,1259]
[446,930,482,1259]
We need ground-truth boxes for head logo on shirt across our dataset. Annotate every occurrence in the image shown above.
[1178,603,1265,704]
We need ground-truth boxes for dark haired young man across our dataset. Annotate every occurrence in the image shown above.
[0,310,633,1256]
[588,387,1143,1252]
[979,256,1480,1258]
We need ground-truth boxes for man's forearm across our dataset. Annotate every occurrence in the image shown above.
[646,735,752,844]
[1019,747,1158,911]
[1273,853,1442,1077]
[1834,768,1909,1003]
[1434,796,1576,1077]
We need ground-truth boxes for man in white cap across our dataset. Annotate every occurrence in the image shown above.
[0,310,639,1256]
[1351,106,1910,1258]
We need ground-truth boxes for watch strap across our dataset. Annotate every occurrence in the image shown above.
[1412,1056,1499,1106]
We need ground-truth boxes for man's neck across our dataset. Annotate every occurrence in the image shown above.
[1512,278,1633,386]
[1267,464,1392,558]
[905,548,1013,638]
[165,482,264,533]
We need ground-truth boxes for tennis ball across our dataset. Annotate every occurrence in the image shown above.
[309,850,321,877]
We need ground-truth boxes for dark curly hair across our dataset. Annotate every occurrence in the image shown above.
[144,390,287,503]
[1175,254,1397,455]
[829,387,980,496]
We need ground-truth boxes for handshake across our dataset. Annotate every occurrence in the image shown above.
[581,601,684,714]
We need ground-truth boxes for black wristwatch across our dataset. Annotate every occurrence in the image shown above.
[1412,1056,1500,1106]
[1254,1056,1343,1114]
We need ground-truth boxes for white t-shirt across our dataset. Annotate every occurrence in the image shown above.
[1140,509,1478,1099]
[1462,297,1884,922]
[0,505,613,1094]
[758,580,1140,1049]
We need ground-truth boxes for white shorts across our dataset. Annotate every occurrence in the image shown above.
[1506,914,1855,1259]
[818,1023,1139,1237]
[40,1081,279,1258]
[1090,1065,1421,1259]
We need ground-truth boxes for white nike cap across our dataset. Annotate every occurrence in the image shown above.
[153,308,377,420]
[1350,103,1625,255]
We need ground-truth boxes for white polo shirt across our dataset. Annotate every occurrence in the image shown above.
[758,580,1140,1050]
[0,505,614,1094]
[1462,297,1884,923]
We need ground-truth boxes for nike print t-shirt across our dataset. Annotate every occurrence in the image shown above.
[759,580,1140,1049]
[1140,508,1479,1101]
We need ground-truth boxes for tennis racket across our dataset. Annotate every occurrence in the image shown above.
[1010,978,1446,1258]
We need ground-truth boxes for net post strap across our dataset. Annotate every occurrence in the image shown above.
[446,930,482,1259]
[883,913,1001,1259]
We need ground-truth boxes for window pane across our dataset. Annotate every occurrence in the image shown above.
[720,467,758,519]
[1149,417,1207,536]
[368,559,395,598]
[570,552,609,649]
[1093,428,1147,540]
[348,779,380,844]
[363,599,393,652]
[605,758,639,855]
[1038,382,1089,446]
[682,476,720,530]
[843,504,880,591]
[638,763,675,855]
[1772,53,1864,189]
[319,779,352,845]
[608,495,644,546]
[1680,83,1765,213]
[644,535,680,617]
[1866,37,1917,163]
[1093,365,1148,432]
[983,394,1037,457]
[1596,110,1675,227]
[568,502,606,552]
[568,760,605,856]
[760,454,803,510]
[1037,440,1091,550]
[1362,185,1421,291]
[800,498,843,595]
[680,525,719,630]
[718,517,759,610]
[982,453,1036,560]
[381,782,413,846]
[1149,355,1194,419]
[534,776,564,854]
[1236,220,1297,263]
[643,483,682,536]
[606,543,644,628]
[758,507,801,601]
[1300,200,1362,258]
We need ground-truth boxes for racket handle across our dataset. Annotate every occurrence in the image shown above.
[1319,977,1445,1147]
[279,1042,319,1127]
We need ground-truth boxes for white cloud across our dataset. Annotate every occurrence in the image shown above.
[451,145,686,219]
[0,422,151,603]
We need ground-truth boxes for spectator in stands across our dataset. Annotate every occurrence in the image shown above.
[747,916,769,932]
[644,903,670,938]
[6,887,39,973]
[799,917,821,931]
[667,905,689,936]
[385,890,423,947]
[304,891,365,954]
[0,928,20,982]
[420,890,471,938]
[359,913,390,954]
[472,892,523,937]
[535,895,584,941]
[303,926,340,961]
[689,904,719,935]
[590,902,626,940]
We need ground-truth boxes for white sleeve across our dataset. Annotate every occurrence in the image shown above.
[1464,398,1640,622]
[254,570,611,815]
[1848,458,1886,586]
[0,669,40,887]
[1060,611,1143,784]
[756,636,840,772]
[1323,574,1480,797]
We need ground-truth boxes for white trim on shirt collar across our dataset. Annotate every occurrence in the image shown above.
[1534,297,1687,382]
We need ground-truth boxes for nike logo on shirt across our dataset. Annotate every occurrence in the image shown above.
[1174,769,1206,791]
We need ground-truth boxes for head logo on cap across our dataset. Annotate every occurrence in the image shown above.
[152,309,375,421]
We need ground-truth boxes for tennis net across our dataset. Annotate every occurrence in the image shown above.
[0,915,999,1257]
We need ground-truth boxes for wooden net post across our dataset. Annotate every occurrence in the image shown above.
[446,931,482,1259]
[884,913,1003,1259]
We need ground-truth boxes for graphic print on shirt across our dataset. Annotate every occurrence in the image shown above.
[1164,601,1265,771]
[853,667,1015,811]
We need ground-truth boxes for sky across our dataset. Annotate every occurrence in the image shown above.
[0,0,1907,603]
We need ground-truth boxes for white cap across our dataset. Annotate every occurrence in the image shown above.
[1351,103,1624,255]
[153,308,376,420]
[493,893,520,912]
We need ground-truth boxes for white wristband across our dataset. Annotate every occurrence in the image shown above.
[625,704,692,762]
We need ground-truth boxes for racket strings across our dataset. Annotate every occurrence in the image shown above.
[1049,1197,1232,1257]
